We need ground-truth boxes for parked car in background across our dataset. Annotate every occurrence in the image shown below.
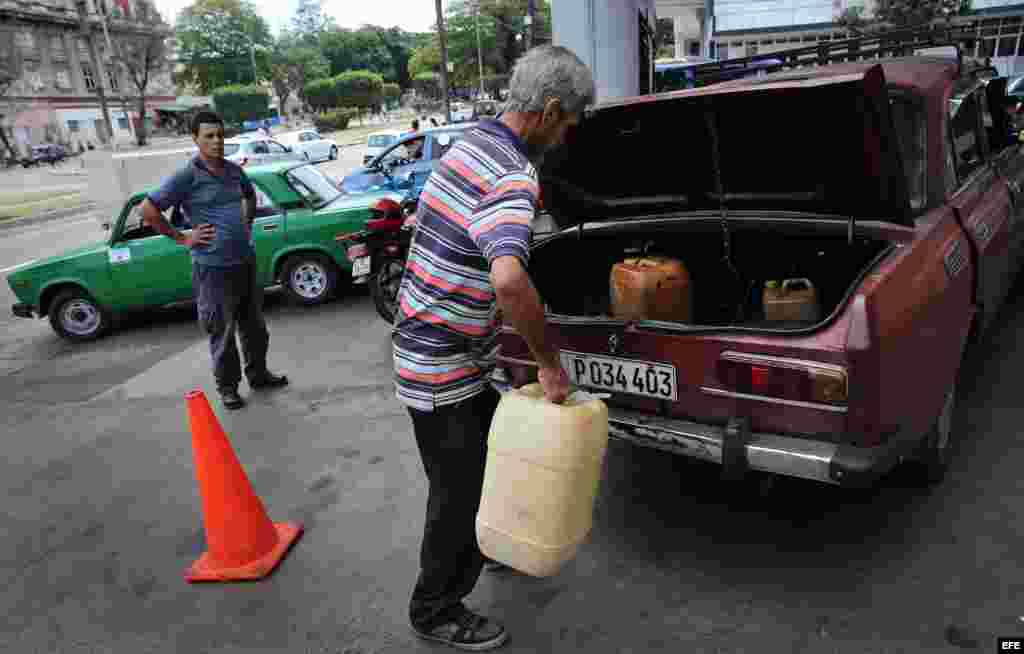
[472,99,500,120]
[276,129,339,162]
[22,144,67,167]
[495,51,1024,490]
[449,102,474,122]
[7,160,404,342]
[223,136,305,168]
[364,129,403,165]
[341,124,474,201]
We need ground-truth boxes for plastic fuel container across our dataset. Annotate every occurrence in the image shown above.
[763,278,821,322]
[610,256,692,322]
[476,384,609,577]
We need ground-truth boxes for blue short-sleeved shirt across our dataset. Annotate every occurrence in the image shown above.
[147,156,256,267]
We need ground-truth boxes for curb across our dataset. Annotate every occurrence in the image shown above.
[0,202,98,232]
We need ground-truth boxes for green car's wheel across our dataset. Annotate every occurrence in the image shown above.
[282,253,338,306]
[49,288,112,342]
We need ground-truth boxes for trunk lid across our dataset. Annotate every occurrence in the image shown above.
[538,63,912,229]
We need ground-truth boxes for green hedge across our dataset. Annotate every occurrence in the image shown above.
[211,84,271,126]
[312,108,359,132]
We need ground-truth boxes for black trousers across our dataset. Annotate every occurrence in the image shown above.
[407,387,501,631]
[193,260,270,393]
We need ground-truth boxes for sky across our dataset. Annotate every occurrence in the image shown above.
[152,0,438,35]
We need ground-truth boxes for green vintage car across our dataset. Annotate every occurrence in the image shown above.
[7,160,403,342]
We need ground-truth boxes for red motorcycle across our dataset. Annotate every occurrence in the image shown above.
[343,197,416,323]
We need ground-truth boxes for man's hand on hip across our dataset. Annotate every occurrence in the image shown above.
[181,224,215,249]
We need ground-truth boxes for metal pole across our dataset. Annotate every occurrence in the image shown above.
[76,1,114,145]
[97,7,136,142]
[435,0,451,124]
[525,0,535,50]
[475,1,485,99]
[250,40,258,84]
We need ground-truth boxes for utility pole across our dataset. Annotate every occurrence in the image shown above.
[97,1,137,143]
[525,0,535,50]
[76,0,114,145]
[475,0,485,99]
[434,0,451,124]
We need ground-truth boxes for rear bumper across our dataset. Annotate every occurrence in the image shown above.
[607,407,920,488]
[12,302,35,318]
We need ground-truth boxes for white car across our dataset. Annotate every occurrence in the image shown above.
[222,136,305,167]
[275,129,339,163]
[450,102,474,123]
[363,129,404,165]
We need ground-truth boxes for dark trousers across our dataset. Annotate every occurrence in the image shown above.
[407,387,501,631]
[193,260,270,393]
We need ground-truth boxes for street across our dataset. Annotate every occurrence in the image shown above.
[3,148,1024,653]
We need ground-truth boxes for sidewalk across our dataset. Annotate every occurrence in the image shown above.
[0,296,583,654]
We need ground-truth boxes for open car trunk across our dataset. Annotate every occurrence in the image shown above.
[529,216,894,330]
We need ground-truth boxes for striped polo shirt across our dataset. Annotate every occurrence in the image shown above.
[392,119,538,411]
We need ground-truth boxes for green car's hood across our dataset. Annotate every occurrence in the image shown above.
[7,239,109,279]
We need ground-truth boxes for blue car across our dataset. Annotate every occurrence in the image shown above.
[339,123,477,203]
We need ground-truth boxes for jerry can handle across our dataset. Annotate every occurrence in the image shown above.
[782,278,813,293]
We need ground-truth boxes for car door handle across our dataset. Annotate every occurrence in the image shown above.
[262,223,279,231]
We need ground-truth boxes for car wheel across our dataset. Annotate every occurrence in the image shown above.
[48,288,112,342]
[282,253,339,306]
[369,255,405,324]
[908,380,957,485]
[329,145,338,160]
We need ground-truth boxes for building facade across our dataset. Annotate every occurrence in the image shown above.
[0,0,175,155]
[656,0,1024,77]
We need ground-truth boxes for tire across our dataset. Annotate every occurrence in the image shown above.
[907,381,957,485]
[329,145,338,161]
[48,288,112,342]
[281,253,339,306]
[369,255,405,324]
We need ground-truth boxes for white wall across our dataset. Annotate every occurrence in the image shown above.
[715,0,839,33]
[552,0,658,103]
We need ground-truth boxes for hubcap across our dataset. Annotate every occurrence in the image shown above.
[61,299,100,336]
[935,385,955,455]
[291,262,327,299]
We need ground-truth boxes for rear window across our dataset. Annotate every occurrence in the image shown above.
[223,144,241,156]
[368,135,396,147]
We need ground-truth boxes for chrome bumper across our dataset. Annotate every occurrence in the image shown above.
[607,408,917,487]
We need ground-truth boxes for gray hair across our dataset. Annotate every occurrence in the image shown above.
[503,45,596,116]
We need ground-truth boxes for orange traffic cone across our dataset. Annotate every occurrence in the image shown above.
[183,389,303,582]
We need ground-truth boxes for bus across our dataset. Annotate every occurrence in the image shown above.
[654,56,785,93]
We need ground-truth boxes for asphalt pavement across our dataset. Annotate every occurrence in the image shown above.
[3,152,1024,653]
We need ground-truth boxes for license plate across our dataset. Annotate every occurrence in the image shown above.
[352,256,371,277]
[560,351,678,401]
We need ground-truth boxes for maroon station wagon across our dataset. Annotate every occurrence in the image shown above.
[494,54,1024,488]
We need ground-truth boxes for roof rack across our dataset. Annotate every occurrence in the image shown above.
[689,21,983,84]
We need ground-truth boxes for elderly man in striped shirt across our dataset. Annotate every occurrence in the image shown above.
[392,45,595,651]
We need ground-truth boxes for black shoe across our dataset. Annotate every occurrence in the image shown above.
[249,372,288,390]
[220,389,245,410]
[413,608,508,651]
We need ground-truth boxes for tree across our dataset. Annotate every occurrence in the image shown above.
[319,28,392,78]
[0,32,23,159]
[212,84,271,125]
[335,70,384,111]
[282,45,329,112]
[175,0,273,94]
[121,34,171,146]
[835,0,972,34]
[413,72,441,99]
[408,41,441,78]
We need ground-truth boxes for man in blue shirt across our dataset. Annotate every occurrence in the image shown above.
[141,110,288,409]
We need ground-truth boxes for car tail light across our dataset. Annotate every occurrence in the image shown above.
[346,244,369,261]
[716,352,847,406]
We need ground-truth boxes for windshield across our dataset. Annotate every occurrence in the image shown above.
[223,143,241,156]
[286,163,342,209]
[368,135,396,147]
